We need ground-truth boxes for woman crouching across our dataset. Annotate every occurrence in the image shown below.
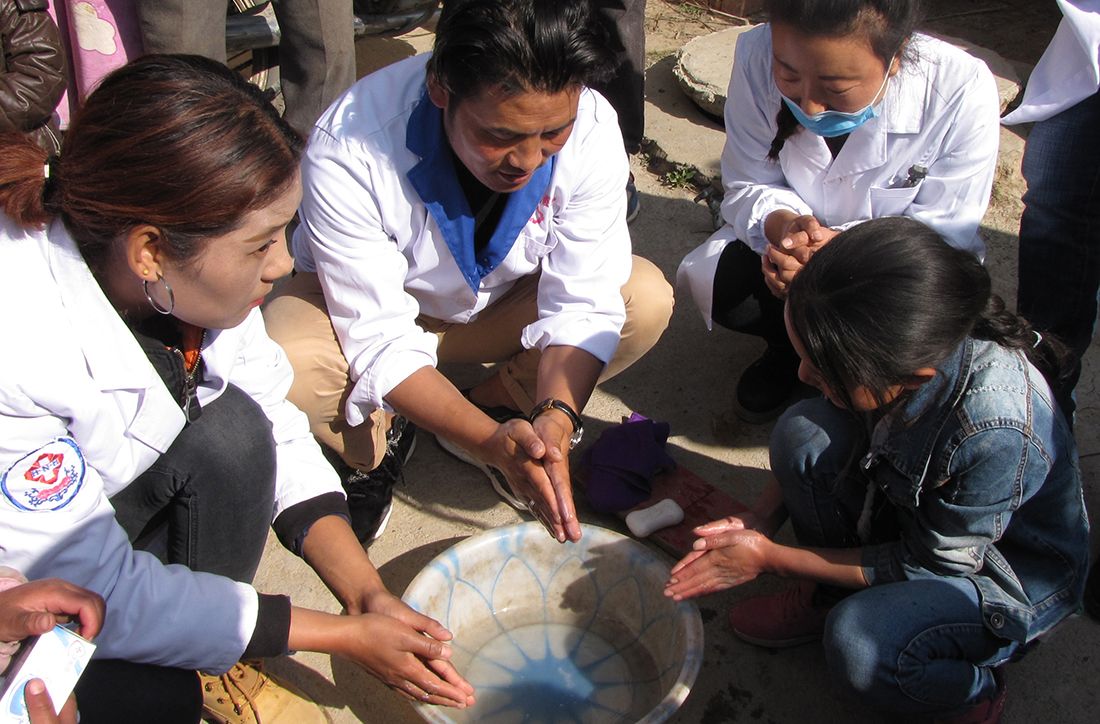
[665,216,1088,721]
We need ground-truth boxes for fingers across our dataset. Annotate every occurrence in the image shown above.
[0,579,105,642]
[778,229,811,251]
[505,419,546,460]
[383,633,472,708]
[427,657,476,697]
[664,573,749,601]
[396,677,469,709]
[694,515,752,535]
[669,549,706,576]
[692,529,757,551]
[543,454,580,543]
[24,679,61,724]
[394,607,453,643]
[20,611,58,638]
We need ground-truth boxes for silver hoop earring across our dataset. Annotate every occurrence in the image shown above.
[143,274,175,315]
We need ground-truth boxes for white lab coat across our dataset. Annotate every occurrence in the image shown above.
[678,26,1001,326]
[0,216,342,672]
[291,54,632,425]
[1002,0,1100,125]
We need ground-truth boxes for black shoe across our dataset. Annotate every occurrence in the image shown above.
[460,388,525,423]
[625,173,640,224]
[735,346,802,423]
[323,417,416,544]
[1085,562,1100,621]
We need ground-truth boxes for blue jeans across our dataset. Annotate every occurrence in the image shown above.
[1017,90,1100,421]
[771,400,1020,715]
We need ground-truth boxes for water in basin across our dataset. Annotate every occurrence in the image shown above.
[456,615,661,723]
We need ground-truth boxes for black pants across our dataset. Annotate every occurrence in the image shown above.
[712,239,794,353]
[75,385,277,723]
[593,0,646,154]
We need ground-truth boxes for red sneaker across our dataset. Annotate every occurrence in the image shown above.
[934,668,1007,724]
[727,582,832,648]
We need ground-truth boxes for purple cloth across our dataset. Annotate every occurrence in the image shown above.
[580,413,676,513]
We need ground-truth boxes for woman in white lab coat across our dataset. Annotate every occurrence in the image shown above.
[677,0,1000,421]
[0,55,473,722]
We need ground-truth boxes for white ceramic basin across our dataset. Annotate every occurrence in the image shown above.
[402,523,704,723]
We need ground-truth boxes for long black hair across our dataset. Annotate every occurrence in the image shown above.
[786,217,1067,411]
[427,0,616,102]
[764,0,923,159]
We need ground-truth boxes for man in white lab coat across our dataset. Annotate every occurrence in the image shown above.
[264,0,673,544]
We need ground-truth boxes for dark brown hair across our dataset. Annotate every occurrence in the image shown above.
[0,54,303,272]
[788,217,1067,411]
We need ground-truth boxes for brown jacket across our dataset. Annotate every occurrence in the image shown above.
[0,0,65,152]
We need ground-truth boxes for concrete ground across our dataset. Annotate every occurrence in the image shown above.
[252,4,1099,722]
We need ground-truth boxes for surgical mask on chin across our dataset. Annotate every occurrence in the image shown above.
[779,68,892,138]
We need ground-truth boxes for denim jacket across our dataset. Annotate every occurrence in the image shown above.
[859,338,1090,644]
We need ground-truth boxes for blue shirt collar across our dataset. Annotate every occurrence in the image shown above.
[405,89,555,294]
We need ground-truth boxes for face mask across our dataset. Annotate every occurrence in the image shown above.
[779,64,893,138]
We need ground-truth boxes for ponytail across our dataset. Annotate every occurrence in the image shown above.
[0,132,55,228]
[972,294,1071,390]
[767,102,800,160]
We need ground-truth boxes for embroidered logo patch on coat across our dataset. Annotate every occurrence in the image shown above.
[1,438,86,511]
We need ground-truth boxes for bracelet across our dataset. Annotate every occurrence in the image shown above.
[528,398,584,449]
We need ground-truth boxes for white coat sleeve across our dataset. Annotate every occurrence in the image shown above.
[0,402,257,674]
[224,310,343,519]
[521,94,631,362]
[296,130,438,424]
[720,27,813,255]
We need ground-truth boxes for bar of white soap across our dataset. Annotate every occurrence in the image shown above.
[626,498,685,538]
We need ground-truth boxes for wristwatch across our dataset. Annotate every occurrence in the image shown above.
[528,398,584,449]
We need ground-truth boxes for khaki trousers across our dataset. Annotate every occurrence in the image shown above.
[264,256,673,470]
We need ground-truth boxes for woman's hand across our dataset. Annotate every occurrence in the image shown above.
[338,613,474,708]
[360,589,455,643]
[664,528,771,601]
[775,214,836,256]
[0,579,105,643]
[762,212,838,296]
[291,608,475,708]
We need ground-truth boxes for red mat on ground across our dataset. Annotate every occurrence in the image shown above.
[577,461,749,559]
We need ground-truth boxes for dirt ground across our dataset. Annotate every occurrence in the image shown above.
[252,3,1099,723]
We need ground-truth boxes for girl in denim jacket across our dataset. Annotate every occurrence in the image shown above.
[665,217,1090,722]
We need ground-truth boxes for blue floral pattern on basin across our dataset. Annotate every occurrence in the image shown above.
[402,522,704,723]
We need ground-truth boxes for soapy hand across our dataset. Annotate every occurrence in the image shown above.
[663,527,770,600]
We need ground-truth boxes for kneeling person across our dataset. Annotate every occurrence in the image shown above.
[265,0,674,543]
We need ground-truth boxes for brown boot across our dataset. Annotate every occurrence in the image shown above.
[200,662,330,724]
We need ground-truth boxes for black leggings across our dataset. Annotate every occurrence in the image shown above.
[712,239,794,353]
[77,385,276,723]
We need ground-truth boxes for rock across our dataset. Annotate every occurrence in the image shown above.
[673,25,751,119]
[674,25,1023,118]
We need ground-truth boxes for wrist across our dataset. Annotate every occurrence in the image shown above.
[528,398,583,449]
[756,537,779,576]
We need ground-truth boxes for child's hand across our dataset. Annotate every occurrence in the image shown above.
[663,529,771,600]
